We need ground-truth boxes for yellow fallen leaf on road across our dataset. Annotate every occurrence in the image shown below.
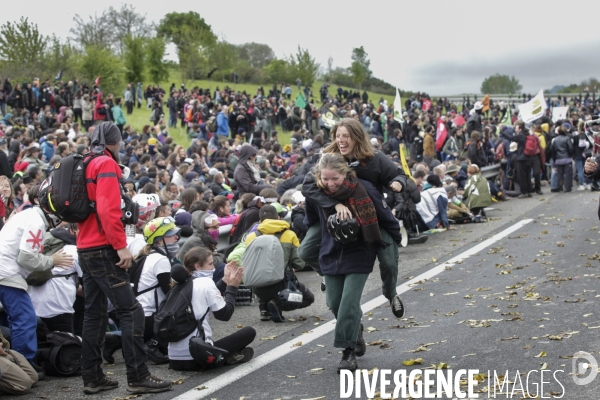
[236,324,244,328]
[365,327,379,333]
[310,367,324,372]
[300,397,326,400]
[195,386,207,390]
[291,341,302,348]
[172,378,184,385]
[534,351,547,358]
[540,362,549,370]
[402,358,424,366]
[432,257,437,262]
[286,375,296,378]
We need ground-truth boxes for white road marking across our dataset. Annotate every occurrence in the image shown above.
[172,219,533,400]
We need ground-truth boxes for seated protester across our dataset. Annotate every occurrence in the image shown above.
[244,205,314,322]
[462,164,492,218]
[209,172,233,197]
[128,194,161,257]
[0,330,38,395]
[168,247,256,371]
[125,217,180,365]
[174,188,198,227]
[209,195,237,225]
[290,192,308,242]
[178,211,225,281]
[445,185,473,223]
[29,224,82,335]
[229,188,277,245]
[446,163,468,190]
[390,173,427,244]
[233,144,271,197]
[304,153,401,372]
[416,175,454,232]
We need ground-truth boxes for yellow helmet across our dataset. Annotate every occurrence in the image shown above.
[143,217,180,245]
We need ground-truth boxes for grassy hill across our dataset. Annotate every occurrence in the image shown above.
[124,75,396,148]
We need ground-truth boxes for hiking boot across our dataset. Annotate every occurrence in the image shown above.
[408,234,428,245]
[144,340,169,365]
[550,188,562,193]
[102,333,122,364]
[355,324,366,357]
[535,190,543,195]
[83,376,119,395]
[225,347,254,366]
[337,349,358,373]
[267,300,285,323]
[320,276,326,292]
[127,374,172,394]
[390,295,405,318]
[259,303,271,321]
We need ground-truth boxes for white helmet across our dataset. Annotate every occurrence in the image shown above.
[132,194,161,225]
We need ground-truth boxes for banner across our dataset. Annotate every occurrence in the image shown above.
[517,89,546,123]
[294,93,306,109]
[393,88,403,122]
[435,118,447,152]
[482,94,490,112]
[320,106,341,129]
[500,106,512,126]
[399,144,415,182]
[422,99,432,112]
[552,106,568,122]
[452,115,466,127]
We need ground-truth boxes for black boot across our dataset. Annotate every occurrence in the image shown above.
[337,348,358,373]
[144,339,169,364]
[102,333,122,364]
[355,324,366,357]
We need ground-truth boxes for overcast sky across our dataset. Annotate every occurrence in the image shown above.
[5,0,599,95]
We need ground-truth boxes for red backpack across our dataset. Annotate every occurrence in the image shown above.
[524,134,539,156]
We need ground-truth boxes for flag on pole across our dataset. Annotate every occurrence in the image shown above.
[319,105,341,129]
[500,106,512,126]
[393,88,403,122]
[422,98,432,111]
[482,94,490,112]
[53,70,63,81]
[435,118,447,152]
[94,76,101,87]
[399,144,415,182]
[517,89,546,123]
[294,93,306,109]
[452,115,466,127]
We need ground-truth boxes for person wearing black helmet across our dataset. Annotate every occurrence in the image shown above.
[306,153,401,373]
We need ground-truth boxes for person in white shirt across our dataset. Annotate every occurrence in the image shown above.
[0,183,73,366]
[168,246,256,371]
[29,225,82,334]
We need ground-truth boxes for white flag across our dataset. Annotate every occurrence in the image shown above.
[517,89,547,123]
[552,106,568,122]
[393,88,403,122]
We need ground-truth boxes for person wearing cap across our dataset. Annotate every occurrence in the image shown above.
[76,122,172,394]
[467,101,483,137]
[0,138,10,178]
[20,147,46,169]
[500,121,539,198]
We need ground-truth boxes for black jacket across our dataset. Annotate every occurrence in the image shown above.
[305,179,401,276]
[392,178,421,214]
[500,129,530,161]
[290,207,307,242]
[466,113,482,135]
[467,141,485,167]
[551,135,573,161]
[302,151,408,210]
[0,151,11,178]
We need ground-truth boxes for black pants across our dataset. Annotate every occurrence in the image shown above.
[117,124,124,134]
[78,247,149,384]
[169,326,256,371]
[126,101,133,115]
[532,156,541,192]
[41,313,74,334]
[73,108,82,124]
[517,158,533,195]
[143,315,154,343]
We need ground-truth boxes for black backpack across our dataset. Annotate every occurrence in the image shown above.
[153,277,198,344]
[39,153,105,223]
[35,332,82,376]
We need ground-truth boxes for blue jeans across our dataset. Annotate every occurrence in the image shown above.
[575,157,591,185]
[0,101,5,116]
[78,247,149,383]
[0,285,38,362]
[169,112,177,128]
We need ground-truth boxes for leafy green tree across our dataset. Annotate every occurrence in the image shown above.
[122,35,145,84]
[265,59,291,83]
[236,43,275,69]
[44,36,79,80]
[70,12,115,51]
[480,74,522,94]
[0,17,47,76]
[288,46,320,87]
[146,37,169,84]
[77,45,123,94]
[107,4,154,54]
[157,11,216,80]
[207,39,238,81]
[350,46,371,89]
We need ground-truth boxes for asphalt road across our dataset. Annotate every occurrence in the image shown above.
[8,188,600,400]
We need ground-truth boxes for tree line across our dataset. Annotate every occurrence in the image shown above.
[0,5,401,97]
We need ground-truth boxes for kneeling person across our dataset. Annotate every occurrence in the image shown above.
[244,205,314,323]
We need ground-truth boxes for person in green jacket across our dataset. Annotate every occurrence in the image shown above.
[111,98,127,134]
[462,164,492,217]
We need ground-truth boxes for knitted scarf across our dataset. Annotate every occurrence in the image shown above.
[324,174,386,251]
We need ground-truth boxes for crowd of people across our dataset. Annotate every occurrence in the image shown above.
[0,74,599,395]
